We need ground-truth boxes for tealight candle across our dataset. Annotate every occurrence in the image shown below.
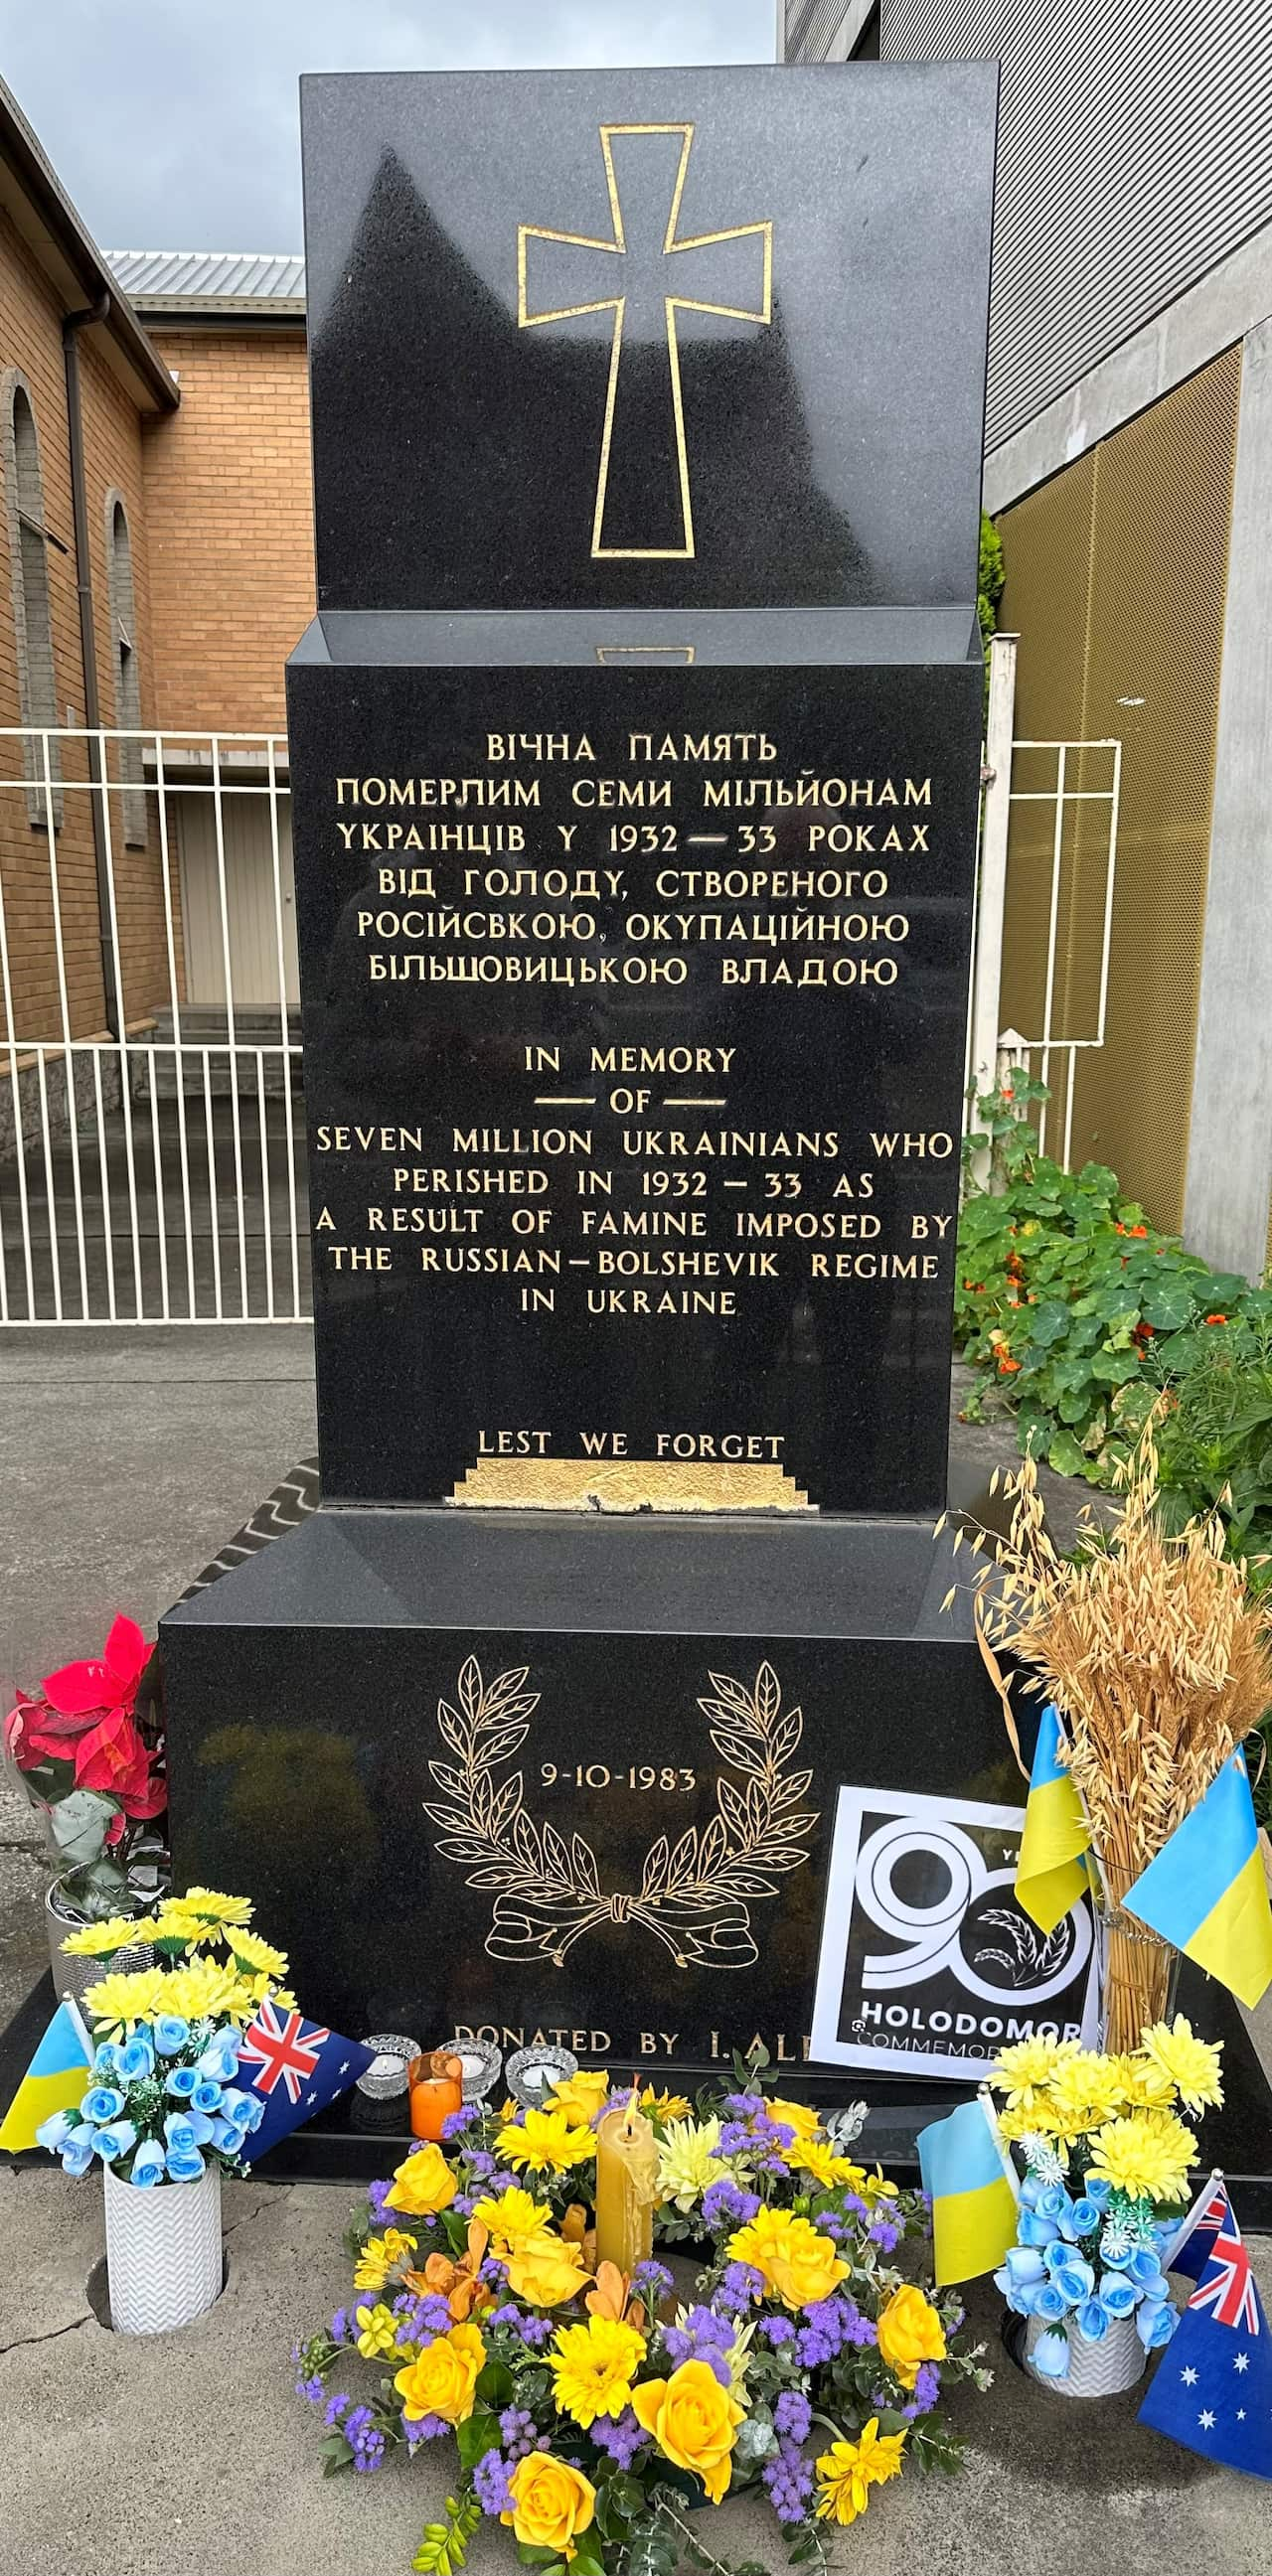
[449,2037,502,2103]
[594,2084,658,2276]
[407,2049,464,2140]
[505,2042,577,2110]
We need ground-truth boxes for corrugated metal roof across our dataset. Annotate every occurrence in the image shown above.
[107,250,306,312]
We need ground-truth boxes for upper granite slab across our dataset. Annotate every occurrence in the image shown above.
[299,64,996,615]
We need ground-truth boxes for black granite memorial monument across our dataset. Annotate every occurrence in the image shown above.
[162,62,1021,2129]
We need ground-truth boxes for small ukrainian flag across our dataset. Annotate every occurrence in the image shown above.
[1015,1702,1090,1932]
[0,1998,91,2155]
[1124,1748,1272,2010]
[917,2093,1019,2287]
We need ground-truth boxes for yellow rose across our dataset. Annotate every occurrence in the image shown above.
[385,2142,457,2217]
[550,2069,611,2125]
[501,2454,596,2562]
[876,2284,946,2389]
[631,2358,745,2504]
[726,2205,849,2311]
[768,2096,823,2141]
[394,2320,485,2425]
[505,2233,589,2308]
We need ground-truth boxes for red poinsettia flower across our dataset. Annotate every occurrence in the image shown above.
[42,1613,150,1725]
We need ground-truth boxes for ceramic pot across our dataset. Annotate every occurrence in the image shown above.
[102,2160,223,2335]
[1024,2307,1147,2397]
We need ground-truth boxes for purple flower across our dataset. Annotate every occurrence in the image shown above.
[474,2449,514,2516]
[487,2304,553,2348]
[342,2402,387,2473]
[718,2261,765,2313]
[590,2407,649,2470]
[902,2359,941,2421]
[702,2178,761,2231]
[468,2150,498,2181]
[403,2412,447,2446]
[367,2179,393,2222]
[763,2439,813,2525]
[631,2258,674,2302]
[295,2372,325,2404]
[329,2308,351,2345]
[499,2405,540,2462]
[869,2212,901,2253]
[323,2390,351,2431]
[441,2104,480,2141]
[773,2389,812,2443]
[453,2193,475,2217]
[760,2316,795,2349]
[723,2091,765,2117]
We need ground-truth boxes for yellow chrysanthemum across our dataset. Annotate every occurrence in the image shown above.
[161,1956,250,2025]
[550,2315,647,2427]
[656,2115,724,2213]
[815,2420,906,2525]
[992,2035,1078,2118]
[726,2206,849,2311]
[226,1928,290,1982]
[641,2088,693,2122]
[354,2300,400,2359]
[148,1900,205,1945]
[471,2187,557,2254]
[81,1966,169,2031]
[1111,2052,1177,2111]
[1042,2051,1126,2140]
[352,2228,417,2291]
[1087,2109,1197,2205]
[176,1886,254,1930]
[497,2108,595,2176]
[785,2137,865,2192]
[549,2070,611,2125]
[1138,2016,1224,2115]
[59,1913,152,1958]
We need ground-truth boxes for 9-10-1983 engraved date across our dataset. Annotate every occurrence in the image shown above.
[540,1763,697,1791]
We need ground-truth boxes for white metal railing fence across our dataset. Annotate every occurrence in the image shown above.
[0,727,303,1323]
[1,703,1120,1325]
[965,637,1122,1182]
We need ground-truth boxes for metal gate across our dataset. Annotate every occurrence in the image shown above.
[0,726,304,1322]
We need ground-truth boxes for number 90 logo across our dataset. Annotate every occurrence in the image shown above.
[854,1816,1090,2007]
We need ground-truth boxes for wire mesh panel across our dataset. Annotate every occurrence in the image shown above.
[0,727,307,1323]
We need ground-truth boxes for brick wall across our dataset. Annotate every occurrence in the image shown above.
[141,329,313,735]
[0,202,177,1041]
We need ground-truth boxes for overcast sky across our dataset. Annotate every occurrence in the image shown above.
[9,2,779,252]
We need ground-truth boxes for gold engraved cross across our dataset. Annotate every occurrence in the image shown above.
[518,123,772,560]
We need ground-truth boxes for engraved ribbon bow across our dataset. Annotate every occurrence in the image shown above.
[487,1887,760,1970]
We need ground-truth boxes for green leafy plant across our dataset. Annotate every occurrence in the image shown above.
[977,510,1005,663]
[957,1078,1272,1501]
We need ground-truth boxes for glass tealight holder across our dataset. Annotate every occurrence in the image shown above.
[355,2033,420,2101]
[505,2042,577,2110]
[449,2037,503,2104]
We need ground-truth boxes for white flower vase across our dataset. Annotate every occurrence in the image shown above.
[1024,2309,1147,2398]
[103,2161,223,2335]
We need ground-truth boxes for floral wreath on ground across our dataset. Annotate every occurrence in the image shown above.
[295,2054,991,2575]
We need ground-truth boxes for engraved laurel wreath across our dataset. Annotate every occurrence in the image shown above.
[422,1657,819,1972]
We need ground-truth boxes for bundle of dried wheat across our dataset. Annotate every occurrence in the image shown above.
[953,1418,1272,2046]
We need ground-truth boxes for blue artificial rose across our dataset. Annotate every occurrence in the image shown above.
[1018,2175,1044,2209]
[60,2131,96,2179]
[92,2042,125,2081]
[164,2111,199,2155]
[1037,2185,1071,2220]
[80,2085,125,2125]
[35,2109,80,2155]
[1034,2281,1068,2324]
[166,2064,200,2100]
[1052,2256,1096,2307]
[165,2145,206,2183]
[1136,2300,1179,2351]
[1125,2247,1169,2295]
[129,2138,167,2189]
[119,2036,155,2082]
[1070,2198,1102,2236]
[90,2120,138,2163]
[1018,2208,1060,2247]
[197,2036,239,2084]
[153,2014,190,2056]
[1099,2274,1140,2320]
[1074,2297,1110,2344]
[1082,2175,1112,2209]
[1005,2246,1046,2291]
[219,2086,261,2133]
[1042,2240,1070,2275]
[210,2115,246,2157]
[1031,2328,1070,2379]
[192,2079,223,2115]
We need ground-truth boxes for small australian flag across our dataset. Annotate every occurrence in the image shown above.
[1139,2182,1272,2479]
[235,1998,375,2165]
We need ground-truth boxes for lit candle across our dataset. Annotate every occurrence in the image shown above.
[408,2049,464,2140]
[593,2085,659,2275]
